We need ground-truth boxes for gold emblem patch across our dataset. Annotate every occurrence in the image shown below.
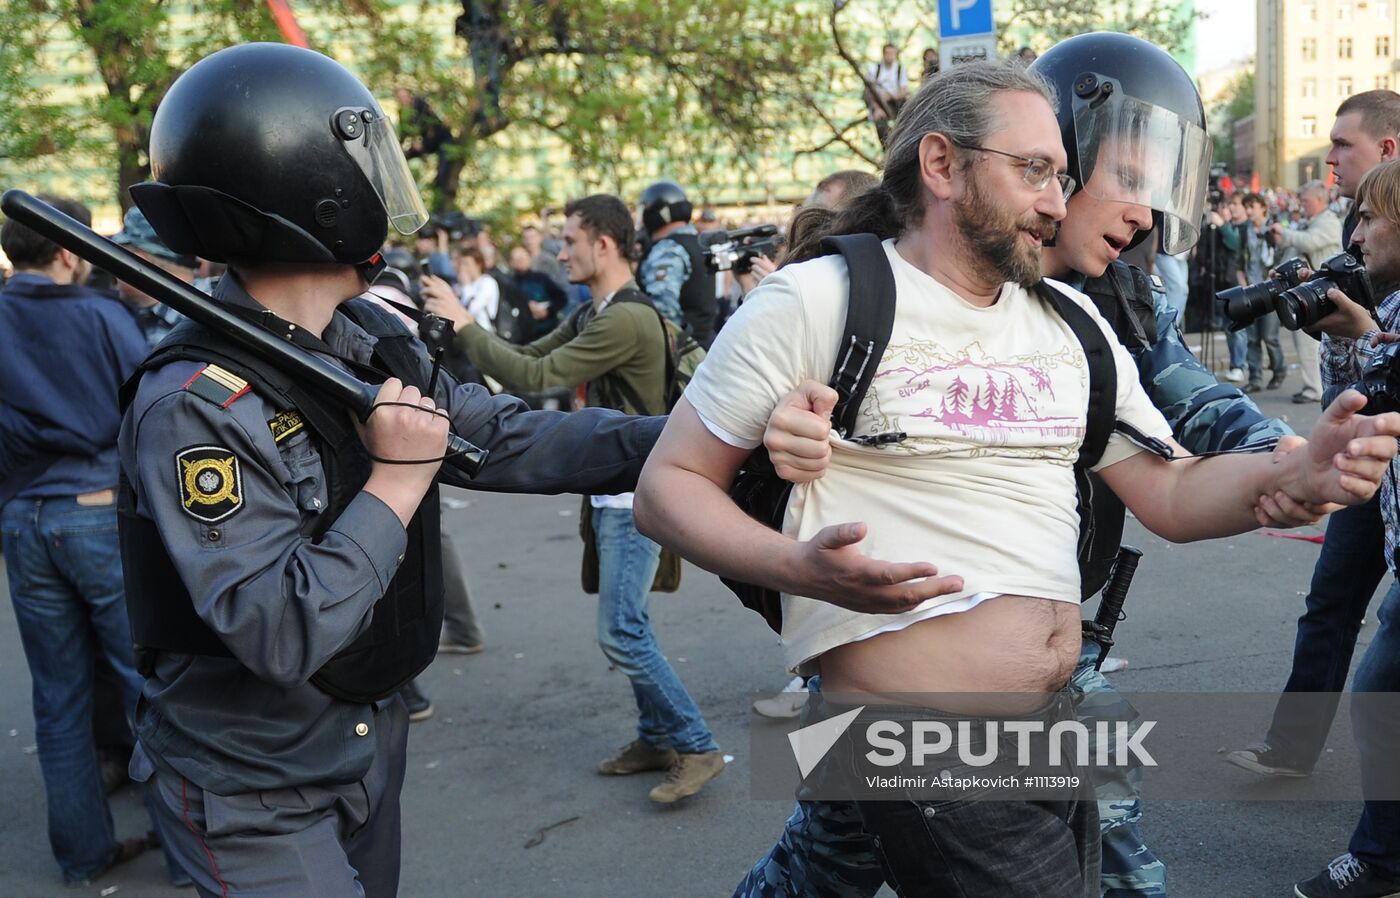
[268,410,305,444]
[175,446,243,523]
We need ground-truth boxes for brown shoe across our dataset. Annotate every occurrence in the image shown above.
[649,750,725,803]
[598,739,677,776]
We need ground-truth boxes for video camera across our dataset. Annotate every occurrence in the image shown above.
[1207,164,1229,208]
[425,209,480,242]
[1217,251,1376,333]
[699,224,782,274]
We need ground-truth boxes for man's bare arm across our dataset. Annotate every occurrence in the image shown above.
[633,397,963,614]
[1101,391,1400,542]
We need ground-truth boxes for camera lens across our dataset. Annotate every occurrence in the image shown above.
[1217,281,1284,330]
[1277,278,1336,331]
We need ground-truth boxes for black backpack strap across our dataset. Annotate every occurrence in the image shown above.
[1035,282,1117,469]
[819,234,898,438]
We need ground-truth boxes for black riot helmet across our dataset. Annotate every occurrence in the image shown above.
[130,43,428,273]
[1029,32,1211,254]
[640,181,693,235]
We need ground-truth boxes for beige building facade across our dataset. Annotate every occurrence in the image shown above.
[1256,0,1400,188]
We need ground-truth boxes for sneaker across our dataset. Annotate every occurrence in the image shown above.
[1223,741,1310,777]
[649,751,726,803]
[1226,367,1246,382]
[1243,382,1263,394]
[399,679,434,722]
[1294,389,1321,404]
[753,676,809,719]
[1268,371,1288,390]
[598,738,677,775]
[1295,853,1400,897]
[437,640,485,655]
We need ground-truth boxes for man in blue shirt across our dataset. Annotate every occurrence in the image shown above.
[0,195,158,885]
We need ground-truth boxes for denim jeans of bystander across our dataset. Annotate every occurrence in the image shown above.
[592,506,717,754]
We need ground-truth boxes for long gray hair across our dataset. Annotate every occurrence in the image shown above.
[785,61,1057,264]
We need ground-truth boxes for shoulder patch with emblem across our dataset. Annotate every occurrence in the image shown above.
[268,410,305,444]
[183,364,251,409]
[176,446,243,523]
[651,265,670,281]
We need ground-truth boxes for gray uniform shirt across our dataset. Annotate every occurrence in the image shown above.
[121,275,662,794]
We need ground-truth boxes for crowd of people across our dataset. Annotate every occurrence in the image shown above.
[4,27,1400,898]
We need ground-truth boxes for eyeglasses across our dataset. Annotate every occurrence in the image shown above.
[955,143,1077,201]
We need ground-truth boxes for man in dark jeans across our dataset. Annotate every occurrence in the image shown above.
[1223,89,1400,781]
[0,195,177,886]
[1225,496,1388,777]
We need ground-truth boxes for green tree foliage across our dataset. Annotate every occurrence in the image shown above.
[0,0,1202,218]
[360,1,833,212]
[1209,69,1255,171]
[999,0,1197,54]
[0,1,385,212]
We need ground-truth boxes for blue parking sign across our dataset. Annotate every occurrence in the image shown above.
[938,0,994,38]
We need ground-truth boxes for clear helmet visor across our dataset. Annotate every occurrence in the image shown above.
[334,106,429,237]
[1072,85,1212,254]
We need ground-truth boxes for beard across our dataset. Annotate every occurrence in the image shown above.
[954,170,1059,288]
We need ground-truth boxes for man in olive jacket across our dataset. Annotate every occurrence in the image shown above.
[422,194,724,803]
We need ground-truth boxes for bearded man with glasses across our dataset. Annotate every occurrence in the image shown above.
[635,58,1400,896]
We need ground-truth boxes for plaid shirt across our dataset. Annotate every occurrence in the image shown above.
[1320,287,1400,572]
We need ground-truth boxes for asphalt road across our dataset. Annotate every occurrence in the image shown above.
[0,366,1387,898]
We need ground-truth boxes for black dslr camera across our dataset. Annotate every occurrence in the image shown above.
[1352,341,1400,415]
[1217,252,1376,332]
[700,224,782,273]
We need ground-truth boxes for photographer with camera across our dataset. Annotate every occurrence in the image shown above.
[1272,181,1341,403]
[1238,193,1287,392]
[1278,156,1400,898]
[1226,94,1400,800]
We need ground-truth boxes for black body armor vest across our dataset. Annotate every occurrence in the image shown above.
[119,299,444,704]
[658,232,718,349]
[1082,260,1159,354]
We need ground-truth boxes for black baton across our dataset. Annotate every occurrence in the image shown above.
[1084,545,1143,671]
[0,189,486,477]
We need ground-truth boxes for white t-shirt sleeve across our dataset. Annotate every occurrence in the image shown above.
[683,268,818,447]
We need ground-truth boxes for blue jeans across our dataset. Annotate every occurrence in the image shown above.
[736,669,1119,897]
[1349,578,1400,877]
[1226,328,1248,370]
[1154,253,1189,326]
[1266,496,1388,769]
[1,496,145,882]
[592,506,717,754]
[1246,314,1284,384]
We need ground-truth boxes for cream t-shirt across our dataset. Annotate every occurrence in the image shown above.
[684,240,1173,671]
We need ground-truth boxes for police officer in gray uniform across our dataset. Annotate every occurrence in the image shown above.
[117,43,661,896]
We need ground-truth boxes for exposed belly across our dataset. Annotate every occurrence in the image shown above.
[817,594,1083,707]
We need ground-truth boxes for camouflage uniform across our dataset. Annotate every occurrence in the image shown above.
[638,224,697,328]
[732,277,1293,898]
